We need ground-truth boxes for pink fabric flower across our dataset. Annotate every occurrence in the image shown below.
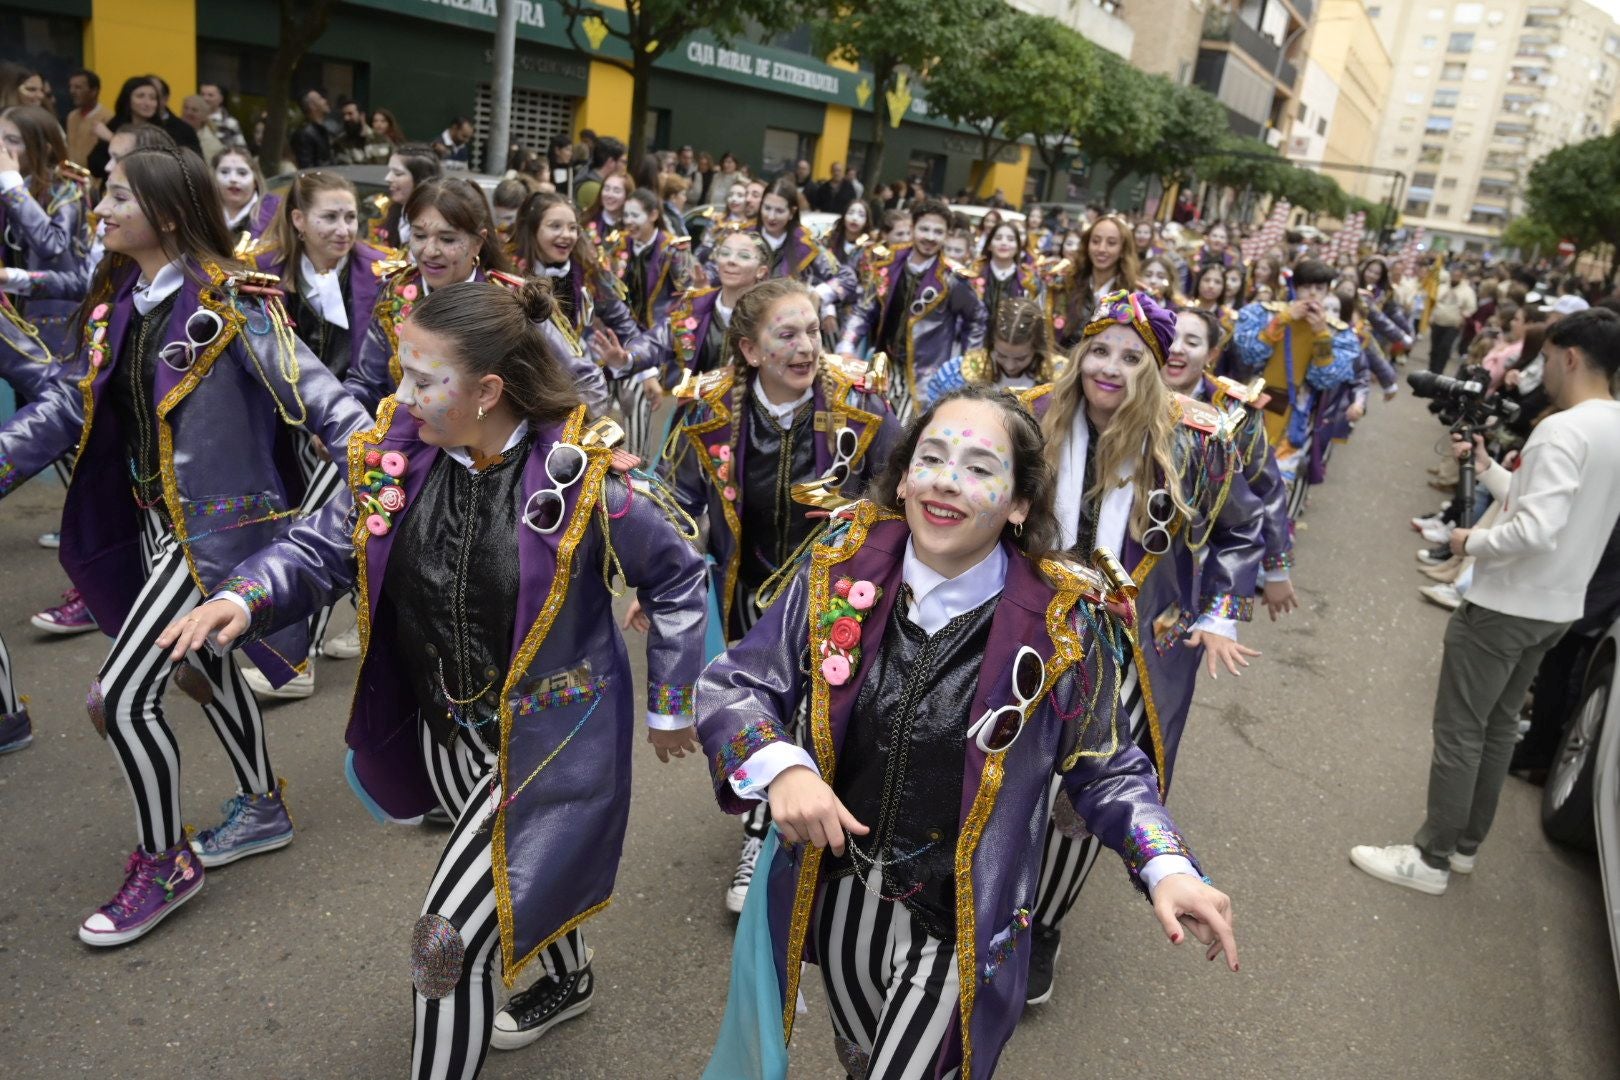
[847,580,877,610]
[722,485,737,501]
[684,317,698,329]
[91,303,108,321]
[401,284,419,300]
[365,514,390,536]
[833,578,853,598]
[714,444,732,461]
[821,654,851,685]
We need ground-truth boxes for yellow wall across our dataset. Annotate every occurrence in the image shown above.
[813,105,853,176]
[85,0,197,108]
[1308,0,1393,201]
[977,144,1031,207]
[575,60,633,141]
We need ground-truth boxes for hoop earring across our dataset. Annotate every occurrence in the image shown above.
[1013,521,1023,538]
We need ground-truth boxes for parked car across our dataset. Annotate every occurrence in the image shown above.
[1541,613,1620,991]
[950,205,1026,231]
[682,205,839,248]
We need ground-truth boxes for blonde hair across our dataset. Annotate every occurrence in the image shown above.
[1041,331,1193,542]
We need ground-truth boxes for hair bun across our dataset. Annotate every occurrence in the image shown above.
[517,277,556,323]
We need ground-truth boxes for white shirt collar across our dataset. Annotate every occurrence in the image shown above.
[762,229,788,251]
[443,420,530,472]
[632,233,656,256]
[750,378,813,428]
[902,539,1008,636]
[715,299,734,325]
[422,267,480,297]
[224,195,258,232]
[299,253,351,329]
[133,261,186,315]
[990,261,1017,281]
[907,253,938,275]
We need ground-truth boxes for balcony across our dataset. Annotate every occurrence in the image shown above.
[1202,8,1280,73]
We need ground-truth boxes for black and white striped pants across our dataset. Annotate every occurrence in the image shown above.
[411,720,585,1080]
[608,374,656,460]
[813,869,962,1080]
[0,629,18,714]
[293,432,350,653]
[96,510,272,853]
[1031,655,1148,928]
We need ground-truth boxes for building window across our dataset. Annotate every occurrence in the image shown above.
[761,128,816,179]
[1400,115,1417,131]
[1407,91,1425,104]
[1413,171,1439,188]
[1368,5,1382,16]
[1433,88,1459,106]
[1317,116,1327,135]
[1434,204,1451,217]
[1425,115,1454,133]
[1442,177,1458,188]
[1392,145,1409,156]
[1404,197,1432,214]
[1419,143,1444,162]
[1422,35,1439,48]
[1449,32,1475,51]
[1414,64,1432,77]
[1441,61,1466,79]
[1453,4,1483,24]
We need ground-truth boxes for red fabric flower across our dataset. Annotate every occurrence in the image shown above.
[828,616,862,652]
[833,578,853,598]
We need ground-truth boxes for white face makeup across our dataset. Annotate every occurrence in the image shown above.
[293,189,358,268]
[943,235,970,263]
[714,234,767,291]
[844,201,867,233]
[1141,261,1172,297]
[394,321,484,447]
[1088,221,1122,273]
[1079,323,1150,422]
[94,164,162,260]
[912,214,947,259]
[536,203,578,264]
[989,225,1019,264]
[741,294,821,402]
[725,184,748,214]
[408,206,479,289]
[1134,223,1153,249]
[897,398,1028,576]
[1164,311,1213,394]
[760,193,793,237]
[214,154,256,213]
[622,199,652,239]
[386,155,415,202]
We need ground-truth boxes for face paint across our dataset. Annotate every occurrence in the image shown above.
[622,199,650,237]
[747,295,820,402]
[897,399,1027,578]
[396,324,480,446]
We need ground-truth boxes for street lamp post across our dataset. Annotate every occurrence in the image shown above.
[486,0,519,175]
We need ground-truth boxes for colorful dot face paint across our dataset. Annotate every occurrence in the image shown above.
[898,398,1027,578]
[747,294,821,403]
[395,322,477,446]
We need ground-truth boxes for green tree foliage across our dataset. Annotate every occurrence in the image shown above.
[1524,132,1620,284]
[553,0,802,170]
[811,0,1003,188]
[1075,50,1165,204]
[1499,215,1560,258]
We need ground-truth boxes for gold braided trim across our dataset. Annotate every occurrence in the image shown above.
[953,753,1005,1080]
[155,276,247,597]
[493,405,611,987]
[1128,621,1167,796]
[818,359,882,477]
[781,499,901,1043]
[677,370,744,628]
[502,897,612,990]
[346,397,402,714]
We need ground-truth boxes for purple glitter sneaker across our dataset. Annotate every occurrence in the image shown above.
[30,588,97,636]
[78,844,204,947]
[0,706,32,754]
[187,781,295,868]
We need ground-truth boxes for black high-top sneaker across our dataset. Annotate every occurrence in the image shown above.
[490,955,596,1050]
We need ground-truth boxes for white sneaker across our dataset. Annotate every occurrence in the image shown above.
[320,623,362,660]
[726,835,764,914]
[1420,520,1454,545]
[1419,583,1462,611]
[37,531,60,549]
[241,665,316,700]
[1349,843,1449,895]
[1448,851,1476,874]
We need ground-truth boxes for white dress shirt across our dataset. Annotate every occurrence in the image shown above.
[133,261,186,314]
[299,254,350,330]
[750,379,813,428]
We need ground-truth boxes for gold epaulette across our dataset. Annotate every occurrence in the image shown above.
[57,161,92,186]
[373,256,414,280]
[672,366,733,403]
[232,230,267,262]
[1169,392,1222,435]
[486,269,525,290]
[1211,375,1270,411]
[668,233,692,250]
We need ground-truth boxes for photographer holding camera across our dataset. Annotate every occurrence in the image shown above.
[1351,308,1620,895]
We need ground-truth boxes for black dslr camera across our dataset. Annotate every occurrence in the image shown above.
[1408,365,1520,430]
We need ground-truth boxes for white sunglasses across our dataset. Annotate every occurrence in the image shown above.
[966,646,1045,754]
[520,442,588,535]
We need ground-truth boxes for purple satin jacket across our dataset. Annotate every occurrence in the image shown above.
[663,361,899,630]
[254,240,388,368]
[839,245,988,404]
[0,258,373,685]
[699,508,1203,1078]
[216,401,709,985]
[0,173,93,356]
[0,293,57,398]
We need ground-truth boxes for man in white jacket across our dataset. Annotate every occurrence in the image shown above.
[1353,308,1620,894]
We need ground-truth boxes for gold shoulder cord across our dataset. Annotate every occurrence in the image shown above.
[229,288,310,428]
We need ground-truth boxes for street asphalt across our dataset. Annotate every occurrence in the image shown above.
[1,361,1616,1079]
